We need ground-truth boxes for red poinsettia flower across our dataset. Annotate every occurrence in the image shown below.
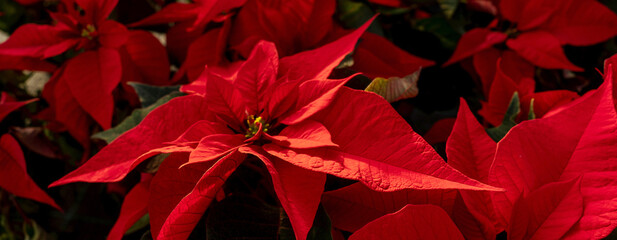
[51,22,499,239]
[129,0,245,63]
[174,0,433,84]
[478,57,578,126]
[488,63,617,239]
[0,92,60,210]
[444,0,617,71]
[0,0,169,146]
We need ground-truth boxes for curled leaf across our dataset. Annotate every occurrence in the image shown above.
[364,69,421,102]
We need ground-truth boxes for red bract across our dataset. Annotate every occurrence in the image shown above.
[0,55,56,72]
[348,204,465,240]
[107,174,151,240]
[171,0,433,82]
[129,0,246,31]
[0,93,60,210]
[0,0,169,140]
[488,65,617,239]
[129,0,245,63]
[322,183,458,232]
[51,20,499,239]
[351,32,434,79]
[444,0,617,71]
[229,0,337,58]
[447,99,500,238]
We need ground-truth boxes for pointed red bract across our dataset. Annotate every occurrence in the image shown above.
[443,29,507,66]
[229,0,336,58]
[107,180,150,240]
[266,88,501,192]
[240,146,326,240]
[130,0,246,31]
[450,193,497,240]
[0,134,60,210]
[506,31,583,71]
[148,153,213,238]
[278,16,375,81]
[508,177,584,240]
[447,99,502,235]
[322,183,457,232]
[0,24,76,58]
[49,95,212,186]
[479,59,534,126]
[0,93,36,122]
[489,67,617,238]
[541,0,617,46]
[349,204,465,240]
[351,32,434,79]
[63,48,121,129]
[120,31,170,86]
[157,151,245,240]
[173,22,231,82]
[232,41,278,114]
[266,120,338,149]
[0,55,57,72]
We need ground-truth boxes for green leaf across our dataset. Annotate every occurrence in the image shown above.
[128,82,181,108]
[365,69,421,102]
[92,91,184,144]
[438,0,459,18]
[125,214,149,235]
[22,221,43,240]
[528,98,536,120]
[337,0,384,36]
[0,0,24,32]
[414,16,461,49]
[487,92,520,142]
[206,195,332,240]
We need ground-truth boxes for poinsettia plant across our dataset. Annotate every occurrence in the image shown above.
[2,0,617,239]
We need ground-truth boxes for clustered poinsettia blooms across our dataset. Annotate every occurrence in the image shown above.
[51,19,500,240]
[2,0,617,239]
[0,0,170,149]
[443,0,617,126]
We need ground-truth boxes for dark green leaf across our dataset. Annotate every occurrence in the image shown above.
[92,91,184,144]
[0,0,24,32]
[125,214,149,235]
[128,82,181,108]
[487,92,520,142]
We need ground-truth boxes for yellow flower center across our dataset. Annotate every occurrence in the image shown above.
[245,115,269,138]
[81,24,97,40]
